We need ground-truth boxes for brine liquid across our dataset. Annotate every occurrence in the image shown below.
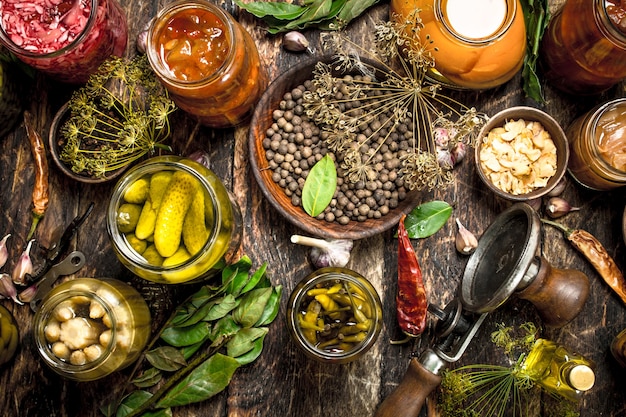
[596,101,626,172]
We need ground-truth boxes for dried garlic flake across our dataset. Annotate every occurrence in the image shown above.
[479,119,557,195]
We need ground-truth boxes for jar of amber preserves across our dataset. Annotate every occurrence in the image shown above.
[146,0,268,128]
[541,0,626,95]
[566,98,626,190]
[389,0,526,89]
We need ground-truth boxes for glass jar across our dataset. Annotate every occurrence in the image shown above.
[33,278,151,381]
[0,0,127,84]
[146,0,268,128]
[107,155,242,284]
[541,0,626,95]
[521,338,595,402]
[389,0,526,89]
[611,328,626,368]
[0,304,18,366]
[566,98,626,190]
[286,267,383,364]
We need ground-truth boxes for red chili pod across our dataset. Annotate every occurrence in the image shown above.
[396,215,428,337]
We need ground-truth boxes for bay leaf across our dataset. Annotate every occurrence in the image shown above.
[240,263,268,294]
[226,327,269,358]
[146,346,187,372]
[337,0,379,22]
[131,367,162,388]
[233,0,306,19]
[210,315,241,342]
[232,287,273,328]
[155,353,240,408]
[231,332,267,365]
[302,154,337,217]
[161,321,211,347]
[114,391,153,417]
[404,200,452,238]
[255,285,283,327]
[203,294,238,321]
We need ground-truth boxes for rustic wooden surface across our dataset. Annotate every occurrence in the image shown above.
[0,0,625,416]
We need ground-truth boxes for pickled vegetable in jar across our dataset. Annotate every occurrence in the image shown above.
[541,0,626,95]
[0,0,128,84]
[146,0,268,128]
[389,0,526,89]
[33,278,151,381]
[566,98,626,190]
[611,328,626,368]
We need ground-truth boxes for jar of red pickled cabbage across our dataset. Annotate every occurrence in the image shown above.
[0,0,128,84]
[146,0,268,128]
[541,0,626,95]
[566,98,626,190]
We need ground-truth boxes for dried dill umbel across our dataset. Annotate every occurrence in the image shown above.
[303,11,488,191]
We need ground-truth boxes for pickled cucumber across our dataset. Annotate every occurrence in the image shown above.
[142,245,164,266]
[117,203,142,234]
[135,172,173,240]
[123,177,150,204]
[183,188,210,255]
[0,305,18,366]
[126,234,147,254]
[154,172,200,258]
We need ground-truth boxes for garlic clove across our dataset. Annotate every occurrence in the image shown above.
[451,142,467,165]
[0,273,23,305]
[18,284,38,303]
[455,218,478,255]
[436,146,454,170]
[12,239,34,285]
[0,233,10,269]
[283,31,313,53]
[546,197,580,219]
[547,177,568,197]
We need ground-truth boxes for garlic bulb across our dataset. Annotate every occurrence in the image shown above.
[290,235,353,268]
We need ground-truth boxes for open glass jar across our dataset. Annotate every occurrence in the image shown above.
[286,267,383,364]
[389,0,526,89]
[0,0,128,84]
[146,0,267,128]
[107,156,242,284]
[33,278,151,381]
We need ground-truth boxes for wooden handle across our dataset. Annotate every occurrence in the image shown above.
[517,256,590,327]
[374,356,442,417]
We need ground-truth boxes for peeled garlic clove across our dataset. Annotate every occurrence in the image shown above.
[12,239,34,285]
[546,197,580,219]
[455,218,478,255]
[283,31,312,53]
[0,233,10,268]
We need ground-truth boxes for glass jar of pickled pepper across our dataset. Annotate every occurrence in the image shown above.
[389,0,526,89]
[566,98,626,190]
[541,0,626,95]
[0,0,128,84]
[146,0,268,128]
[33,278,151,381]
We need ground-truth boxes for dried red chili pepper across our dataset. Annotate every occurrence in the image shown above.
[24,111,49,240]
[396,214,428,337]
[543,218,626,305]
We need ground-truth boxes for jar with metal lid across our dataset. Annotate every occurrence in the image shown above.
[389,0,526,89]
[0,0,128,84]
[33,278,151,381]
[541,0,626,95]
[286,267,383,364]
[566,98,626,190]
[146,0,268,128]
[107,155,242,284]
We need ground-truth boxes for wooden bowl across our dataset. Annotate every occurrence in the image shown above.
[248,56,421,240]
[474,106,569,202]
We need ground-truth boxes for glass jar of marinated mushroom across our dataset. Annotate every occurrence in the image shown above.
[541,0,626,95]
[146,0,268,128]
[0,0,128,84]
[107,156,242,284]
[389,0,526,89]
[566,98,626,190]
[33,278,151,381]
[286,267,383,364]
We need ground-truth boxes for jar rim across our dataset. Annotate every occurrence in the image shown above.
[436,0,517,44]
[596,0,626,47]
[0,0,100,58]
[146,0,236,87]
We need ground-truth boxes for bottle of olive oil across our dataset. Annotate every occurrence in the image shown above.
[521,338,595,402]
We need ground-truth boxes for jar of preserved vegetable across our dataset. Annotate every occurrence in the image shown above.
[566,98,626,190]
[0,304,18,367]
[389,0,526,89]
[107,155,242,284]
[611,328,626,368]
[0,0,128,84]
[541,0,626,95]
[286,267,383,364]
[33,278,151,381]
[146,0,268,128]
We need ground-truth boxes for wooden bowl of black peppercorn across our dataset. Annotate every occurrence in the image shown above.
[248,56,422,240]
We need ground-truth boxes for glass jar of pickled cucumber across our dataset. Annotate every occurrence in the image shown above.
[33,278,151,381]
[107,155,242,284]
[145,0,267,128]
[286,267,383,364]
[389,0,526,89]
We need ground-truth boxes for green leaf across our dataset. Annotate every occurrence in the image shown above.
[161,321,211,347]
[211,315,242,341]
[404,201,452,238]
[255,285,283,326]
[203,294,239,321]
[240,263,268,294]
[302,154,337,217]
[145,346,187,372]
[155,353,241,408]
[519,0,549,103]
[337,0,379,22]
[232,287,273,328]
[115,391,153,417]
[132,367,163,388]
[226,327,269,358]
[234,0,307,19]
[231,332,268,365]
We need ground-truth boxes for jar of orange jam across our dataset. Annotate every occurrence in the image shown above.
[389,0,526,90]
[566,98,626,190]
[541,0,626,95]
[146,0,267,128]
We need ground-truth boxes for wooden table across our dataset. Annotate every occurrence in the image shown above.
[0,0,625,416]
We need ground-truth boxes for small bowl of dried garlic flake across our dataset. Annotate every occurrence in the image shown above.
[475,106,569,201]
